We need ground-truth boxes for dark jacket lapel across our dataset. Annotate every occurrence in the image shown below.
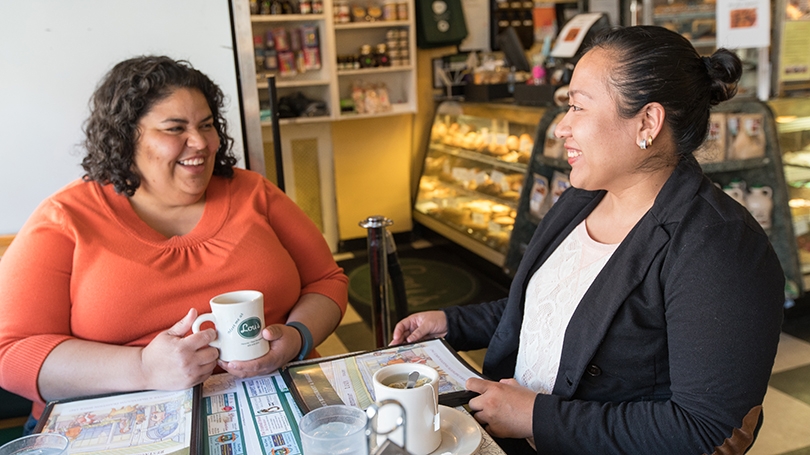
[553,157,705,398]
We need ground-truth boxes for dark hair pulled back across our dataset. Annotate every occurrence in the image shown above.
[81,55,237,196]
[585,26,742,158]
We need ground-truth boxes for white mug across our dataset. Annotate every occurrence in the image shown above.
[192,290,270,362]
[372,363,441,455]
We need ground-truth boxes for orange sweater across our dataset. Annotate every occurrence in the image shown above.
[0,168,348,417]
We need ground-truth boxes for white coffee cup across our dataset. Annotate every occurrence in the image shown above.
[191,290,270,362]
[372,363,441,455]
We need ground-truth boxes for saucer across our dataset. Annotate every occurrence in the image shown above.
[428,405,483,455]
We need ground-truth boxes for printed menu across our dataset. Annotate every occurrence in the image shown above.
[281,338,484,413]
[34,339,482,455]
[36,388,200,455]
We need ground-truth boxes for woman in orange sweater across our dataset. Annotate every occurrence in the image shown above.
[0,56,348,430]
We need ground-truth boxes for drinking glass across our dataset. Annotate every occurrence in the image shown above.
[298,405,368,455]
[0,433,69,455]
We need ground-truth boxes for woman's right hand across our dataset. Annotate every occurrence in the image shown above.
[390,310,448,345]
[140,308,220,390]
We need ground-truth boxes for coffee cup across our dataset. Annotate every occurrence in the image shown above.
[372,363,441,455]
[191,290,270,362]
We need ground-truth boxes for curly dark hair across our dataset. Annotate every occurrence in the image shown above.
[81,55,237,196]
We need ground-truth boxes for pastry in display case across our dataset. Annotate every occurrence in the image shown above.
[414,101,547,266]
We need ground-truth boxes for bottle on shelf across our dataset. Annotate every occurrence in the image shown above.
[359,45,375,68]
[375,44,391,67]
[260,0,272,15]
[299,0,312,14]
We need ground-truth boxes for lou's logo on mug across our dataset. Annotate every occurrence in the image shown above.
[239,317,262,339]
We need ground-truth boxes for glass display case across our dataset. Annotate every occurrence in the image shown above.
[413,101,548,266]
[770,97,810,289]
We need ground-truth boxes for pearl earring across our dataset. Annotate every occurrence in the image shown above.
[638,136,653,150]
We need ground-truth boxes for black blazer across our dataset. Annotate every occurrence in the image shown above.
[444,157,784,454]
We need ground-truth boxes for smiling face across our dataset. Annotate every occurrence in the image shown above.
[555,49,647,193]
[131,87,219,208]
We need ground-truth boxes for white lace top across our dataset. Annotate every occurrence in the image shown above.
[514,220,619,395]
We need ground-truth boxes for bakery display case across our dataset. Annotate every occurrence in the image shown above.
[503,106,571,275]
[416,99,803,297]
[413,101,547,266]
[770,97,810,289]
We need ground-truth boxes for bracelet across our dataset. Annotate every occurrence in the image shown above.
[286,321,313,361]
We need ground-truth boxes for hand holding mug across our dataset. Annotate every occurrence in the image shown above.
[219,322,303,379]
[140,308,219,390]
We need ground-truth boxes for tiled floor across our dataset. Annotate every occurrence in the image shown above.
[750,332,810,455]
[327,251,810,455]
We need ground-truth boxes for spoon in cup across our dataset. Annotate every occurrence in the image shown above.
[406,371,419,389]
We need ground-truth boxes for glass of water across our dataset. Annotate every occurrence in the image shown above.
[0,433,69,455]
[298,405,368,455]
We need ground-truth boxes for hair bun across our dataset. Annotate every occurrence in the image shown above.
[705,49,743,106]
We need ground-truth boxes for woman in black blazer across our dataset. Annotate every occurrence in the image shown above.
[392,26,784,455]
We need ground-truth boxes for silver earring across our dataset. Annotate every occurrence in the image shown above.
[639,139,647,150]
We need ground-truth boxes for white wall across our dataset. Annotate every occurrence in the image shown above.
[0,0,245,234]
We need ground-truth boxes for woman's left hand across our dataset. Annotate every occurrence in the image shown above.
[216,324,300,378]
[466,377,535,439]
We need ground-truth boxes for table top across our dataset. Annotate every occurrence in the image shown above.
[476,431,508,455]
[455,407,507,455]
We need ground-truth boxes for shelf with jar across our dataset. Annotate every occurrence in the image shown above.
[332,0,416,118]
[414,101,546,266]
[250,15,334,123]
[245,0,417,122]
[250,0,325,16]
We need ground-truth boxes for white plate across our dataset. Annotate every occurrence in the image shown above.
[428,405,483,455]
